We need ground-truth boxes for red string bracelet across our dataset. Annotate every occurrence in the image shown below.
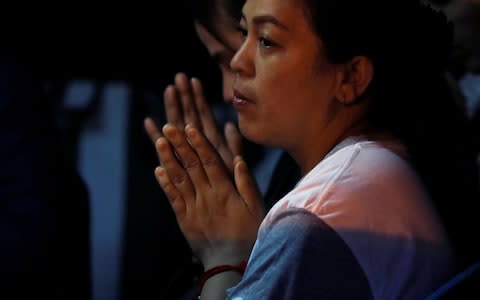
[197,260,248,292]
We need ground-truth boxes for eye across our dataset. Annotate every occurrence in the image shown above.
[259,37,275,49]
[236,25,247,39]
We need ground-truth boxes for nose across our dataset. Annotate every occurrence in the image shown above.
[230,38,254,78]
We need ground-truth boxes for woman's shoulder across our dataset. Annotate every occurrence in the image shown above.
[304,136,414,187]
[273,137,434,229]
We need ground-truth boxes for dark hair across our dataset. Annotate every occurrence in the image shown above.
[186,0,245,41]
[302,0,480,269]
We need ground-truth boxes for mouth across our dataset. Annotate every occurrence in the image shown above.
[233,89,253,107]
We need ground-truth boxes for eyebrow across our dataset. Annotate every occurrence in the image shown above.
[208,29,237,53]
[241,13,290,31]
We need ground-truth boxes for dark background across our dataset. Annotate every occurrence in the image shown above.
[2,3,223,299]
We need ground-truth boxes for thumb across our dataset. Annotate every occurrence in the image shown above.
[225,122,243,157]
[233,156,264,217]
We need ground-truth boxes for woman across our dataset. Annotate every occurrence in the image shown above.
[154,0,479,298]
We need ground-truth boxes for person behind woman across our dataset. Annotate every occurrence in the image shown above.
[154,0,480,298]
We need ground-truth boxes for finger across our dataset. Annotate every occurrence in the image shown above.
[155,166,186,219]
[162,124,210,189]
[155,136,196,206]
[144,117,163,145]
[234,156,264,217]
[192,78,236,169]
[225,122,243,157]
[184,124,233,189]
[164,84,185,130]
[156,166,207,247]
[145,117,165,164]
[175,73,201,129]
[190,77,219,142]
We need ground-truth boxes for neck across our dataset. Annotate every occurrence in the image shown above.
[291,108,372,176]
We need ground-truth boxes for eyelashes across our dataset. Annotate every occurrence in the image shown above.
[259,37,276,49]
[236,25,247,39]
[236,25,277,50]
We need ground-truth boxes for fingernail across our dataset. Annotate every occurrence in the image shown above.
[225,122,235,132]
[185,124,196,138]
[162,124,176,137]
[238,160,248,173]
[156,137,167,150]
[235,156,247,171]
[155,166,165,177]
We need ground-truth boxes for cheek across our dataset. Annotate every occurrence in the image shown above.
[256,71,305,113]
[255,79,296,133]
[253,54,325,123]
[256,71,328,132]
[256,55,314,99]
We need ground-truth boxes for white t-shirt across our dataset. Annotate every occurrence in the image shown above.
[228,137,455,300]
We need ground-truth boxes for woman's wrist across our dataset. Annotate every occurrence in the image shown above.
[197,260,247,292]
[199,245,252,270]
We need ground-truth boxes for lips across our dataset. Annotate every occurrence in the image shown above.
[233,89,254,106]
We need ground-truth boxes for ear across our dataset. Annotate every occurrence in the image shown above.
[335,56,374,105]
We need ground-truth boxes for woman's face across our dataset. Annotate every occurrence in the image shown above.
[231,0,342,150]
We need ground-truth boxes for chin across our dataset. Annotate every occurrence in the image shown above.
[238,119,278,148]
[238,119,264,144]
